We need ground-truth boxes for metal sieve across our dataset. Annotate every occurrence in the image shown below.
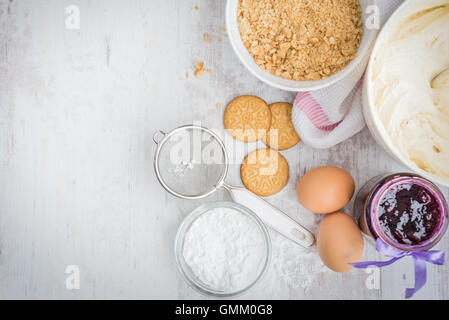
[153,124,315,247]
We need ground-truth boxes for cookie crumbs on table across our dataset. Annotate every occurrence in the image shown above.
[194,70,203,78]
[193,61,204,78]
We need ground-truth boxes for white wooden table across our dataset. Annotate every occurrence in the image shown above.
[0,0,448,300]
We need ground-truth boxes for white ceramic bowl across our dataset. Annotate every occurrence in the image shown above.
[226,0,377,91]
[363,0,449,188]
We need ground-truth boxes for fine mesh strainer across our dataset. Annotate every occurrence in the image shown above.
[153,124,314,247]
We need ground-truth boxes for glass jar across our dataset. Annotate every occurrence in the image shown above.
[174,201,271,298]
[354,173,449,252]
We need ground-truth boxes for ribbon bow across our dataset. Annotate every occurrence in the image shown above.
[350,238,445,299]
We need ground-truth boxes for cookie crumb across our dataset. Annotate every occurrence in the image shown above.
[216,103,221,109]
[194,69,203,78]
[193,62,209,78]
[194,5,199,10]
[186,72,189,79]
[204,33,212,43]
[193,61,212,78]
[194,62,204,71]
[194,62,204,78]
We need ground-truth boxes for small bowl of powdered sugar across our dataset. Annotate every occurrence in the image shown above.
[175,201,271,298]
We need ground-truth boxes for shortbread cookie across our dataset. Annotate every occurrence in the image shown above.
[241,149,289,197]
[224,95,271,142]
[263,102,300,150]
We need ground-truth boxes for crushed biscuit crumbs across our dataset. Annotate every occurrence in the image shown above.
[194,69,203,78]
[194,62,204,70]
[194,61,206,78]
[204,33,212,43]
[238,0,363,81]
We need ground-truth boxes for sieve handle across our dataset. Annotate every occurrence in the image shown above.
[227,186,315,247]
[153,130,166,144]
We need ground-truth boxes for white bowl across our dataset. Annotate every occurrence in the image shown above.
[363,0,449,188]
[226,0,378,92]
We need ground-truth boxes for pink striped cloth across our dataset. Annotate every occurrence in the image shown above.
[295,93,342,132]
[292,0,403,149]
[296,81,363,132]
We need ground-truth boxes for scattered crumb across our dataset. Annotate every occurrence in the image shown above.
[194,62,204,70]
[218,38,223,43]
[186,72,189,79]
[194,5,199,10]
[216,103,221,109]
[194,62,205,78]
[204,33,212,43]
[193,62,211,78]
[194,69,203,78]
[221,27,228,37]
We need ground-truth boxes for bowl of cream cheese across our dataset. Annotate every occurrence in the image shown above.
[364,0,449,187]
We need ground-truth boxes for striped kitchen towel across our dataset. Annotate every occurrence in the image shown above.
[292,0,403,149]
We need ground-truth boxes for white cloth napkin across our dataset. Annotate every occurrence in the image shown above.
[292,0,404,149]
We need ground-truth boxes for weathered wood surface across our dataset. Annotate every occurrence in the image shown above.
[0,0,447,299]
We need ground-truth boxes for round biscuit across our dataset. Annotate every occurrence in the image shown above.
[263,102,300,150]
[240,149,289,197]
[224,95,271,142]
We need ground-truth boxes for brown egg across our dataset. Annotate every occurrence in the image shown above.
[297,166,355,214]
[317,212,364,272]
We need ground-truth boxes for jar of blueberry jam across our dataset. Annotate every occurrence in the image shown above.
[354,173,448,252]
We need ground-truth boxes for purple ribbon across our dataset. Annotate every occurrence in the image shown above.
[350,238,445,299]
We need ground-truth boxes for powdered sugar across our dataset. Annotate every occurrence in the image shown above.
[182,205,327,295]
[183,206,267,292]
[168,160,195,177]
[264,232,327,292]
